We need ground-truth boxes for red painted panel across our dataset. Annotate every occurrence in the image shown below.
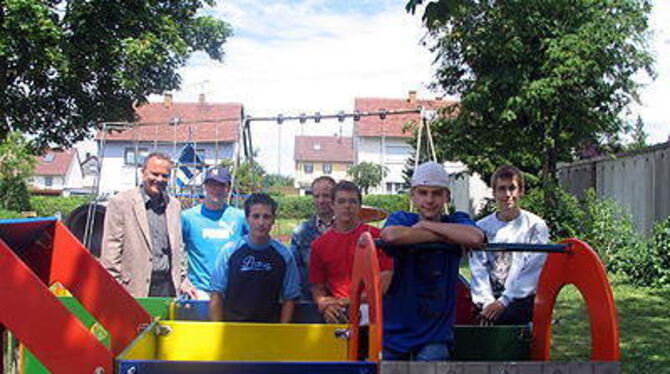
[348,232,383,362]
[532,238,619,361]
[50,222,151,355]
[0,238,113,373]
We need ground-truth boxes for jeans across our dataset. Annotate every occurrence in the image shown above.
[383,342,451,361]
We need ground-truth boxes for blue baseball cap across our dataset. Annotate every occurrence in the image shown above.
[204,166,232,184]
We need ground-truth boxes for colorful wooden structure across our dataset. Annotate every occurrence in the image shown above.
[0,218,620,373]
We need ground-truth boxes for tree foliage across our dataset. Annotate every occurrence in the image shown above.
[0,132,35,211]
[347,162,389,194]
[407,0,654,212]
[627,115,648,151]
[1,0,232,148]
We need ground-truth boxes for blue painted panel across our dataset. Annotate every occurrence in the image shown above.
[118,360,376,374]
[173,300,324,323]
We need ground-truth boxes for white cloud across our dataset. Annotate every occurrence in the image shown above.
[170,0,436,175]
[167,0,669,175]
[630,0,670,144]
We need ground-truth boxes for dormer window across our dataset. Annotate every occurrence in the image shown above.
[43,153,55,162]
[313,144,321,151]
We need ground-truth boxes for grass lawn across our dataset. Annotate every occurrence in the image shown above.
[551,277,670,373]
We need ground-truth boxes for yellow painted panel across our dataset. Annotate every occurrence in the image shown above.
[118,323,157,360]
[156,321,349,362]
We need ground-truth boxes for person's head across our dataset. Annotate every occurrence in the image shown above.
[410,161,450,221]
[490,165,525,213]
[203,166,232,209]
[331,180,362,228]
[244,193,278,242]
[141,152,172,196]
[311,176,336,219]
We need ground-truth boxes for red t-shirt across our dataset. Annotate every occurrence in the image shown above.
[309,224,393,299]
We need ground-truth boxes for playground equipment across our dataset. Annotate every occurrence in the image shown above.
[0,217,620,373]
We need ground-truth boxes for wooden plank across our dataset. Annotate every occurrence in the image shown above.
[593,362,620,374]
[380,361,409,374]
[436,361,465,374]
[407,361,438,374]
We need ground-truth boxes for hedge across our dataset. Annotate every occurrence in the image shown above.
[29,195,94,218]
[272,194,410,220]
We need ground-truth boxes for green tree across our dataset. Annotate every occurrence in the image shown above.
[264,174,294,188]
[219,157,267,195]
[407,0,654,222]
[0,132,35,211]
[628,115,648,151]
[347,162,389,194]
[1,0,231,148]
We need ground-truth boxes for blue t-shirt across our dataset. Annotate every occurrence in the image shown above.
[382,211,477,354]
[211,236,300,322]
[181,204,247,291]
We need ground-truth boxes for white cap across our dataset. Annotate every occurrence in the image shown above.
[411,161,449,188]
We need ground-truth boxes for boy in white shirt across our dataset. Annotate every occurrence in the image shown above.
[469,165,550,325]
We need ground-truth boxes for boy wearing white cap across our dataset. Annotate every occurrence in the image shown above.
[380,161,484,361]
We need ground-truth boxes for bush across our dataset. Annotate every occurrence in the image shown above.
[30,195,94,218]
[0,209,23,219]
[271,194,411,220]
[362,194,410,214]
[579,190,654,284]
[275,195,313,220]
[521,186,585,240]
[648,217,670,287]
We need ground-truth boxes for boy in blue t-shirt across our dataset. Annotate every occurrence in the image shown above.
[381,161,484,361]
[210,193,300,323]
[182,167,247,299]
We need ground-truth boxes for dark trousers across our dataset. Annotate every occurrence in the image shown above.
[149,271,176,297]
[475,294,535,325]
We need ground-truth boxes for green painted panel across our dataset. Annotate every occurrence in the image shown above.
[21,297,172,374]
[453,325,532,361]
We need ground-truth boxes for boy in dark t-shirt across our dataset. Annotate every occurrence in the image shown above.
[210,193,300,323]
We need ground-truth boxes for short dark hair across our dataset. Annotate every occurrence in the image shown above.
[244,193,278,217]
[491,165,525,192]
[331,180,362,204]
[311,175,336,189]
[142,152,172,169]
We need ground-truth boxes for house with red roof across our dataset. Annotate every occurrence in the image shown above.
[354,91,455,194]
[95,94,242,193]
[294,135,354,194]
[30,149,85,196]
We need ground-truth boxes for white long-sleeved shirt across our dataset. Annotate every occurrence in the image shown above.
[469,209,550,308]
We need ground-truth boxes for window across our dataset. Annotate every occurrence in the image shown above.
[386,182,393,193]
[124,148,149,166]
[322,163,332,174]
[44,176,53,187]
[43,153,55,162]
[304,163,314,174]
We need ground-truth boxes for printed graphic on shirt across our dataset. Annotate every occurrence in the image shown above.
[240,255,273,272]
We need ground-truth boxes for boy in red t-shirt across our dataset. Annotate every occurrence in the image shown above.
[309,180,393,323]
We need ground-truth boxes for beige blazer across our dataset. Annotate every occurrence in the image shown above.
[100,187,185,297]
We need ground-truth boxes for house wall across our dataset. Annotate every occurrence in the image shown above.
[98,141,236,194]
[294,161,351,194]
[30,176,64,189]
[63,159,84,190]
[356,136,413,194]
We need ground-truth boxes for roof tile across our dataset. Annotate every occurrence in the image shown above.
[354,97,456,138]
[96,102,242,142]
[294,136,354,163]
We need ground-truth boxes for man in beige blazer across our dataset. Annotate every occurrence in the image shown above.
[101,152,195,298]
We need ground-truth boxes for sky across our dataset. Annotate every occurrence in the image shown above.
[163,0,670,176]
